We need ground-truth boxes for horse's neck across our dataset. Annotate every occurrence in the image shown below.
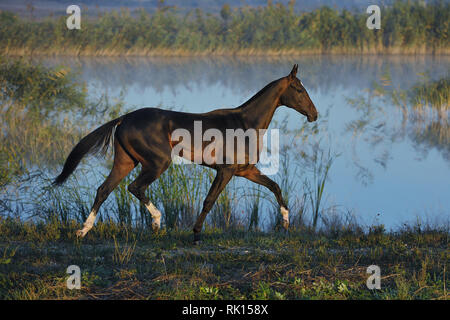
[238,80,284,130]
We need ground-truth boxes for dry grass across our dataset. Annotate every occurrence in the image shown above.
[2,46,449,57]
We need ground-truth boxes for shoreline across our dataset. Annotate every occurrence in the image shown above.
[2,47,449,57]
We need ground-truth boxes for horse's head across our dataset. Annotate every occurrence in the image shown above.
[280,64,318,122]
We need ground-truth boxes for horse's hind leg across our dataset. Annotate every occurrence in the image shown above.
[128,160,170,231]
[76,141,136,237]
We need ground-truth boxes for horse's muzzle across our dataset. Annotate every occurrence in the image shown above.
[307,113,318,122]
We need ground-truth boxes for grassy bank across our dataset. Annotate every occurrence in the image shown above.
[3,46,449,57]
[0,0,448,56]
[0,218,448,300]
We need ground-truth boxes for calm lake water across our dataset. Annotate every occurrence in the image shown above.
[42,55,449,229]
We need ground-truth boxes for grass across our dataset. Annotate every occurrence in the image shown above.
[0,217,447,300]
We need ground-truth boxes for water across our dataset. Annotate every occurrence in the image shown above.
[40,55,449,229]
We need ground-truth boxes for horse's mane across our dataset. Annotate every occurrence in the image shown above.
[236,78,282,109]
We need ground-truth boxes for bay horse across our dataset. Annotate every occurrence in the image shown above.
[54,64,318,243]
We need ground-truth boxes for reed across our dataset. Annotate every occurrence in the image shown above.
[409,77,450,112]
[0,1,448,57]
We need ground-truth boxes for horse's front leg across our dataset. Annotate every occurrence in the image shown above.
[193,167,235,244]
[236,166,289,230]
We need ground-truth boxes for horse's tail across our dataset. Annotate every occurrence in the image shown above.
[53,116,124,185]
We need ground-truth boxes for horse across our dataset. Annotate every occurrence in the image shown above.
[53,64,318,243]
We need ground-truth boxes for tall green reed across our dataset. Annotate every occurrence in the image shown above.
[305,148,335,231]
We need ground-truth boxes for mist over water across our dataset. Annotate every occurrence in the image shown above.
[38,55,449,229]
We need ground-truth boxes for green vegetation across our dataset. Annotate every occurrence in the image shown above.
[409,77,450,112]
[0,58,82,186]
[0,0,448,56]
[0,57,122,188]
[370,70,450,114]
[0,218,447,299]
[0,57,86,114]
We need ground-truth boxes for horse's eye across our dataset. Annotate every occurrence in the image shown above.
[290,85,302,93]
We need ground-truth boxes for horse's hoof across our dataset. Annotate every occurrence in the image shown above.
[152,223,160,233]
[76,229,86,238]
[193,233,201,245]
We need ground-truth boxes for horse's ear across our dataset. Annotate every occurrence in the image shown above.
[288,64,298,80]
